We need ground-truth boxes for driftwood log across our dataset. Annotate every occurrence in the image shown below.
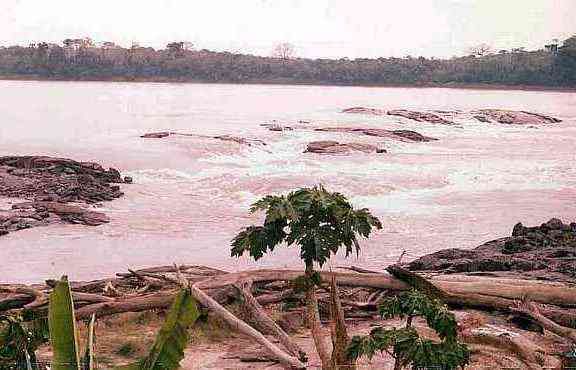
[2,266,576,326]
[2,264,576,369]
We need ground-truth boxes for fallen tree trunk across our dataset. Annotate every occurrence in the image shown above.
[233,280,307,362]
[461,331,545,370]
[510,300,576,343]
[3,267,576,330]
[188,282,306,369]
[195,269,576,308]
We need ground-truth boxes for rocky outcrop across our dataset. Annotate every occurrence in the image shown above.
[141,132,266,146]
[0,156,130,237]
[341,107,453,124]
[473,110,561,125]
[141,131,172,138]
[387,109,454,124]
[305,141,386,155]
[341,107,387,115]
[213,135,266,146]
[407,218,576,282]
[341,107,562,126]
[314,127,438,142]
[261,124,294,132]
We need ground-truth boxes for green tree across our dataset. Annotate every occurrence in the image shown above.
[347,290,470,370]
[231,185,382,369]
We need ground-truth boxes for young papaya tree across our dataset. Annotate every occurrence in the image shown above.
[231,185,382,369]
[346,289,470,370]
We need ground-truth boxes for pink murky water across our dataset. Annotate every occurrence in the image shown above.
[1,81,575,283]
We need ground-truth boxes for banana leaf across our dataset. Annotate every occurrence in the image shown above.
[120,287,199,370]
[49,276,81,370]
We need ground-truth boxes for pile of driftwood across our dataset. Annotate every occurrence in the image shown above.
[2,265,576,368]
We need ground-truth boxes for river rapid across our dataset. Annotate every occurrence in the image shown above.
[1,80,575,283]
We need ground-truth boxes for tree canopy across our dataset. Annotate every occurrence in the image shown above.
[231,185,382,266]
[1,36,575,87]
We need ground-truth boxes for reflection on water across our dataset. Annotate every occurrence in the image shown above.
[0,81,575,282]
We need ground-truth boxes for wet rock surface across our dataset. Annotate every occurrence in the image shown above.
[0,156,129,237]
[341,107,387,116]
[407,218,576,282]
[472,110,562,125]
[341,107,453,124]
[305,141,385,155]
[387,109,454,124]
[315,127,438,142]
[141,132,266,146]
[341,106,561,126]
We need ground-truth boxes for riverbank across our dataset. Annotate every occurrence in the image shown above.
[2,260,575,369]
[2,74,576,92]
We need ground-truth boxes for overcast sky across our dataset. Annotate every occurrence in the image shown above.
[1,0,575,58]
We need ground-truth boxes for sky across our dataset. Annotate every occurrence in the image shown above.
[1,0,575,59]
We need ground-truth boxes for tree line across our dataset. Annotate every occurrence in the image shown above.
[0,36,574,87]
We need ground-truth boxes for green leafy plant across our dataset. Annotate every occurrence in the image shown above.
[3,276,199,370]
[347,290,470,370]
[231,185,381,369]
[0,314,49,370]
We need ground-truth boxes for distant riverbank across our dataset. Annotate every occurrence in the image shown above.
[2,74,576,92]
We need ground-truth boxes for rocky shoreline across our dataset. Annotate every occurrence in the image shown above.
[0,156,130,237]
[408,218,576,283]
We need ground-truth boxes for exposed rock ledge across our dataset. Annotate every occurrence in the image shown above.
[342,107,454,124]
[314,127,438,142]
[472,109,562,125]
[141,132,266,146]
[305,141,386,155]
[387,109,454,125]
[341,106,562,125]
[407,218,576,283]
[0,156,130,237]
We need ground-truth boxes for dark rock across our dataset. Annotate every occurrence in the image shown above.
[502,237,532,254]
[314,127,437,142]
[305,141,382,155]
[376,148,388,153]
[390,130,438,142]
[473,110,561,125]
[213,135,266,146]
[542,218,564,230]
[473,115,491,123]
[341,107,387,115]
[512,222,525,236]
[0,155,129,238]
[387,109,454,125]
[141,132,172,138]
[407,218,576,282]
[124,176,133,184]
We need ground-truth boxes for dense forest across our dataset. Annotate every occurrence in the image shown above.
[0,36,575,87]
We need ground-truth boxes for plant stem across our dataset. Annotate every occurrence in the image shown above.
[305,261,331,369]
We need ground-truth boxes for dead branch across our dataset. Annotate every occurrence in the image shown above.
[510,300,576,343]
[188,282,305,369]
[461,331,545,370]
[233,280,307,362]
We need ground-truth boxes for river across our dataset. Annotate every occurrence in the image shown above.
[1,80,575,283]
